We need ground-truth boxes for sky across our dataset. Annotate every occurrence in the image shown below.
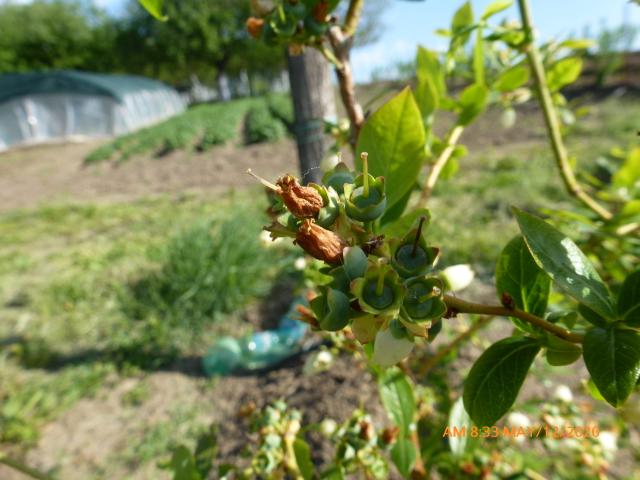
[2,0,639,82]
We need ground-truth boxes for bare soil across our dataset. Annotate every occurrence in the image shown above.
[0,139,299,213]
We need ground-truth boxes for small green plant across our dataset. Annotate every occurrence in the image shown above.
[244,102,288,144]
[122,211,284,334]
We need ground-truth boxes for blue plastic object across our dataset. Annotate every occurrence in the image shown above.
[202,297,308,376]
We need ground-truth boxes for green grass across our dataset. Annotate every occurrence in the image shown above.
[0,190,293,446]
[85,95,292,164]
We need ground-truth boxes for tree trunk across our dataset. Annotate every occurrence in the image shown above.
[287,48,335,184]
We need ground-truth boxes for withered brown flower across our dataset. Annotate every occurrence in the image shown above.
[276,175,324,219]
[295,219,346,265]
[246,17,264,39]
[312,0,329,22]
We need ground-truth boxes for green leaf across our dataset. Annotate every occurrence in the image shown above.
[457,83,488,125]
[168,446,201,480]
[619,270,640,326]
[321,466,345,480]
[514,208,617,321]
[473,26,485,85]
[378,367,415,436]
[496,236,551,334]
[612,147,640,189]
[382,208,431,238]
[547,57,582,92]
[494,65,529,92]
[583,327,640,407]
[463,336,541,426]
[415,46,445,118]
[558,39,596,50]
[137,0,167,20]
[545,335,582,366]
[451,1,474,48]
[391,437,416,478]
[380,187,413,227]
[481,0,513,20]
[439,156,459,180]
[356,88,426,211]
[293,438,314,480]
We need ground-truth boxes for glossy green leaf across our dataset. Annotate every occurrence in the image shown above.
[494,65,529,92]
[356,88,426,210]
[496,235,551,316]
[514,208,617,320]
[481,0,513,20]
[391,437,416,478]
[138,0,167,20]
[415,47,445,118]
[496,236,551,334]
[619,270,640,326]
[612,147,640,189]
[293,438,314,480]
[378,367,415,436]
[458,83,488,125]
[463,336,540,426]
[545,335,582,366]
[583,327,640,407]
[547,57,582,92]
[380,187,413,227]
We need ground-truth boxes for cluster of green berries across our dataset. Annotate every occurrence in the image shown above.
[250,153,450,367]
[246,0,338,50]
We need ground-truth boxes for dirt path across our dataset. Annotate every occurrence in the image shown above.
[0,140,299,213]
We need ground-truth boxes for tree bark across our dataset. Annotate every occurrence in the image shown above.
[287,48,335,184]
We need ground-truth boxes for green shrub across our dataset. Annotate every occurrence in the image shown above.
[244,103,287,144]
[267,94,294,132]
[123,210,277,334]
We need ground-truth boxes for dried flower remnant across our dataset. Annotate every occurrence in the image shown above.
[276,174,324,218]
[247,170,323,219]
[246,17,264,38]
[295,219,347,265]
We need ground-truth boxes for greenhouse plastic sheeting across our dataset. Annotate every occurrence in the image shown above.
[0,71,185,151]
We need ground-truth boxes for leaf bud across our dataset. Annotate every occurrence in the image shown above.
[295,219,347,265]
[440,264,475,292]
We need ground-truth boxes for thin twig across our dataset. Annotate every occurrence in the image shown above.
[517,0,613,221]
[418,315,494,376]
[343,0,365,37]
[444,294,585,343]
[328,26,365,148]
[420,125,465,203]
